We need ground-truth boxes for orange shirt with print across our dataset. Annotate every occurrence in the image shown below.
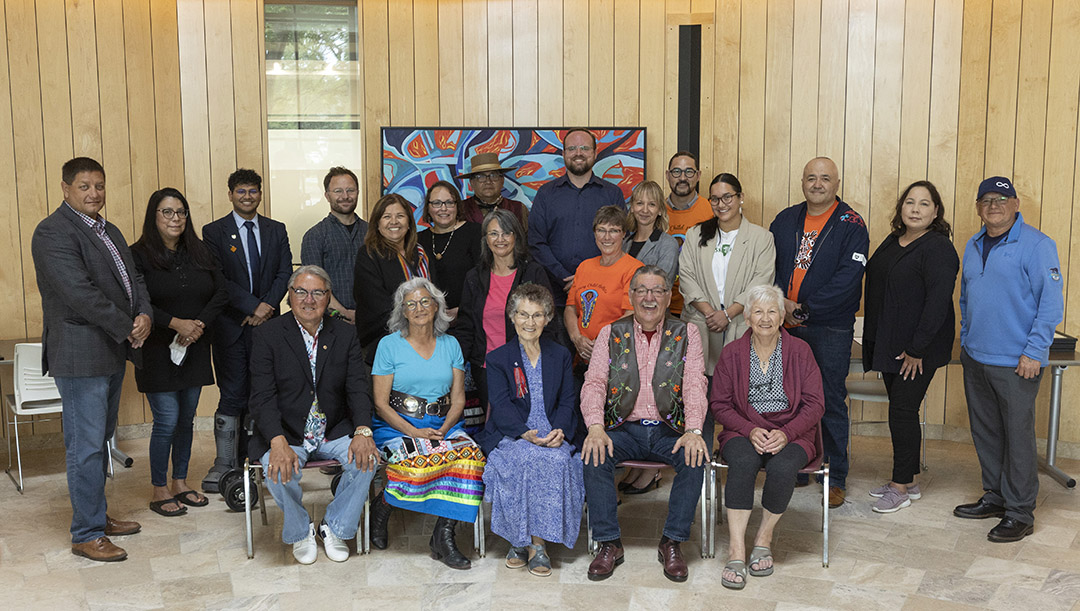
[787,200,839,304]
[666,195,714,315]
[568,253,644,342]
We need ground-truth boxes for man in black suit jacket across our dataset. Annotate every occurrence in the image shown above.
[201,169,292,492]
[249,265,377,564]
[31,157,152,562]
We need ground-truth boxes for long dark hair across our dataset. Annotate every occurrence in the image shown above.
[698,173,743,246]
[133,188,217,270]
[365,193,420,262]
[890,180,951,238]
[421,180,464,225]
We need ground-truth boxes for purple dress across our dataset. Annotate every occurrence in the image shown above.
[482,343,585,548]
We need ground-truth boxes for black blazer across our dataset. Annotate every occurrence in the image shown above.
[130,246,228,393]
[202,214,292,346]
[476,337,582,455]
[31,204,152,377]
[248,313,373,460]
[452,260,558,370]
[863,231,959,373]
[353,245,424,362]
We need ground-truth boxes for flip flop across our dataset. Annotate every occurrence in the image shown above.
[748,546,774,577]
[149,499,187,517]
[174,490,209,507]
[722,560,747,590]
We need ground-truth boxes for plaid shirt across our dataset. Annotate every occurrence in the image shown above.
[300,213,368,310]
[65,203,133,304]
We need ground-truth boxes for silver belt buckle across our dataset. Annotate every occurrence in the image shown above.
[640,419,661,427]
[425,402,441,416]
[403,396,421,417]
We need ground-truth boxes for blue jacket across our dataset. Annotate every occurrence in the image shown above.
[475,337,582,455]
[769,198,870,328]
[960,213,1063,367]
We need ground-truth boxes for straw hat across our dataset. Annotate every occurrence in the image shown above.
[456,152,513,179]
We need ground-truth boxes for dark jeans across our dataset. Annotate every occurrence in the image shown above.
[882,370,936,484]
[582,421,704,542]
[788,324,853,489]
[961,349,1042,524]
[146,387,202,488]
[55,372,125,544]
[722,437,808,514]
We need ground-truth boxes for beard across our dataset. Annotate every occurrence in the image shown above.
[672,180,694,196]
[567,157,594,177]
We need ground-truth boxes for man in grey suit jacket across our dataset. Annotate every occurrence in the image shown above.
[31,157,152,562]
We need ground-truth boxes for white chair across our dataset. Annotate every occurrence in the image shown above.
[846,371,928,472]
[5,343,63,493]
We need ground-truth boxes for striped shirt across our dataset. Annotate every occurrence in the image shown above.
[65,203,133,305]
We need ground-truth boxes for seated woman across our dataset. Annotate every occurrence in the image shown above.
[369,277,484,570]
[709,284,824,589]
[478,283,584,577]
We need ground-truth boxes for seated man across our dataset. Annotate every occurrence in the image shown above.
[580,265,709,582]
[249,265,378,564]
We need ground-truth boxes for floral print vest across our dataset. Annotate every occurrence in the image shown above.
[604,316,688,432]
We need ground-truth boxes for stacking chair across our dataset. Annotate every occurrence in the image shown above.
[846,367,929,472]
[5,343,63,493]
[706,429,831,567]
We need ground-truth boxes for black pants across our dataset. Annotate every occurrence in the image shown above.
[881,369,936,484]
[722,437,808,514]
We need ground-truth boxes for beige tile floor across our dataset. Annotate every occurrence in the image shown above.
[1,432,1079,610]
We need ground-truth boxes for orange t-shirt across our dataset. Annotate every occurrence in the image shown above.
[568,253,644,341]
[787,200,839,303]
[666,195,714,315]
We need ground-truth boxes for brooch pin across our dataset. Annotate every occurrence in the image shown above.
[230,234,237,239]
[229,245,237,252]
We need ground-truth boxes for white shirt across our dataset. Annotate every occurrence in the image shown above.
[711,228,739,307]
[232,211,262,293]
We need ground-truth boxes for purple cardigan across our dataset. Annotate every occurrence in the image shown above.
[709,328,825,466]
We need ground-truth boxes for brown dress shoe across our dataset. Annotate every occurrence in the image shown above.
[657,539,688,582]
[828,486,846,508]
[105,515,141,536]
[71,536,127,562]
[587,542,624,581]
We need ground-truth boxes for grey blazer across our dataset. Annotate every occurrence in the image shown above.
[678,216,775,372]
[31,204,152,377]
[622,229,680,284]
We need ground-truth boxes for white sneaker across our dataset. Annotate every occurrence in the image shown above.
[292,523,318,565]
[318,521,350,562]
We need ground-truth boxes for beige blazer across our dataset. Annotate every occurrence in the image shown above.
[678,216,776,372]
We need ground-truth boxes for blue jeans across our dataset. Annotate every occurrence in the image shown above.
[582,421,704,542]
[260,435,377,544]
[146,387,202,487]
[55,372,125,544]
[788,324,853,489]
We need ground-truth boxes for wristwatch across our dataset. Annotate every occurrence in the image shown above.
[688,428,703,436]
[352,426,373,438]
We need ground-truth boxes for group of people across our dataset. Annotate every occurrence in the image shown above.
[32,127,1063,591]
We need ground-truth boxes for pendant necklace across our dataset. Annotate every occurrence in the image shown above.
[434,227,456,260]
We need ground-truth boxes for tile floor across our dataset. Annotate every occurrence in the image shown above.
[1,433,1078,610]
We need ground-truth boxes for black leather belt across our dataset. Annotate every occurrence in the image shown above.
[389,389,451,418]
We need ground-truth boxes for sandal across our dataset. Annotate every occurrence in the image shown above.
[527,544,552,577]
[174,490,209,507]
[505,546,528,569]
[722,559,747,590]
[748,546,774,577]
[149,498,187,517]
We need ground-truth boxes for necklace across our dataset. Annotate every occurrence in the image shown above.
[433,227,456,260]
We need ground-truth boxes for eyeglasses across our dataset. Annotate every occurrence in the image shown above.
[565,145,594,153]
[473,172,503,183]
[486,230,513,240]
[708,193,740,205]
[291,287,328,300]
[977,195,1011,209]
[631,286,671,298]
[427,200,455,209]
[158,208,188,220]
[404,297,434,311]
[594,227,624,236]
[329,188,357,197]
[513,311,547,323]
[668,168,698,179]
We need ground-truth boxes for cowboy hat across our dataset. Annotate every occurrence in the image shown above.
[456,152,514,179]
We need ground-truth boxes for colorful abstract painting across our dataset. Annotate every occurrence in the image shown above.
[381,128,647,221]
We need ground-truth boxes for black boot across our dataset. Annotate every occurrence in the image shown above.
[429,516,471,570]
[370,491,394,550]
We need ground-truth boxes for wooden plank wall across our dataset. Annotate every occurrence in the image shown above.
[3,0,1080,449]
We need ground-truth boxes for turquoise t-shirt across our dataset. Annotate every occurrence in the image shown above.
[372,331,464,401]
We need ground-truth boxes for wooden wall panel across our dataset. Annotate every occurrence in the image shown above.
[36,0,74,211]
[588,0,614,125]
[562,0,588,126]
[638,0,664,183]
[512,0,539,126]
[151,0,185,192]
[487,0,514,125]
[388,0,416,128]
[867,0,903,250]
[438,0,465,125]
[788,0,819,204]
[613,0,640,128]
[361,0,390,209]
[231,0,264,174]
[176,0,213,223]
[761,0,793,225]
[1012,0,1051,231]
[736,0,765,224]
[692,0,712,182]
[841,0,875,212]
[124,0,160,210]
[662,0,686,183]
[0,0,24,341]
[414,0,441,126]
[984,0,1021,176]
[897,0,933,189]
[711,0,739,178]
[535,0,563,126]
[66,0,103,160]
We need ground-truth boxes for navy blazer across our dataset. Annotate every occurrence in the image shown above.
[202,213,292,346]
[476,337,582,455]
[247,313,373,460]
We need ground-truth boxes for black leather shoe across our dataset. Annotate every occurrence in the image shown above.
[987,517,1033,543]
[370,491,393,550]
[953,498,1006,520]
[430,517,471,569]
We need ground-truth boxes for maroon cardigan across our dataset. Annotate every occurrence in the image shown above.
[710,328,824,467]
